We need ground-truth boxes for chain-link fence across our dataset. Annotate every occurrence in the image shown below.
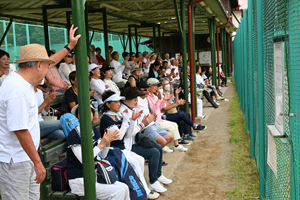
[234,0,300,199]
[0,20,152,64]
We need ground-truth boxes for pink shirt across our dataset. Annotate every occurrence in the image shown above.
[46,67,68,91]
[147,93,166,122]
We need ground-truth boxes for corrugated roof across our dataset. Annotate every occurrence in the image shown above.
[0,0,236,36]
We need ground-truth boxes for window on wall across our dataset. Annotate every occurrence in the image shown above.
[273,41,284,135]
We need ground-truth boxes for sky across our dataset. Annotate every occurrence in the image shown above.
[239,0,248,9]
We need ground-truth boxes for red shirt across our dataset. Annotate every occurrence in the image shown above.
[96,55,106,65]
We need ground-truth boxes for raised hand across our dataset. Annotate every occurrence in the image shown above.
[132,110,143,120]
[89,91,96,97]
[105,85,109,89]
[176,98,185,105]
[101,129,120,147]
[175,87,182,94]
[123,109,129,114]
[44,92,56,104]
[68,25,81,49]
[163,93,173,101]
[142,114,155,127]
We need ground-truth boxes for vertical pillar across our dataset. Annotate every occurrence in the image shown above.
[209,17,217,86]
[244,10,249,133]
[170,34,174,57]
[66,11,71,40]
[26,24,30,44]
[42,6,50,51]
[153,25,157,53]
[102,8,109,63]
[180,0,189,113]
[256,0,266,198]
[227,33,231,77]
[162,33,165,59]
[221,28,227,78]
[158,24,162,57]
[128,25,132,53]
[191,5,197,118]
[135,26,138,53]
[12,22,17,57]
[84,3,89,54]
[71,0,96,199]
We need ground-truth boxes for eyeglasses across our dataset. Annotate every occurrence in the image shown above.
[66,55,73,58]
[140,88,149,91]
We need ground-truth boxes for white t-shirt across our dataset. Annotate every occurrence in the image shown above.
[216,66,222,76]
[136,96,154,127]
[58,63,76,85]
[0,69,14,87]
[35,88,48,122]
[0,71,40,163]
[196,74,204,85]
[143,60,154,74]
[103,79,120,96]
[166,65,180,81]
[90,78,111,105]
[90,52,98,64]
[110,60,125,83]
[164,59,171,69]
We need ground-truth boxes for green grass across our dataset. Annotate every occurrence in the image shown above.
[226,88,260,199]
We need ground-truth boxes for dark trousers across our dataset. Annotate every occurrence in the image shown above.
[131,144,163,184]
[221,76,227,85]
[165,111,194,137]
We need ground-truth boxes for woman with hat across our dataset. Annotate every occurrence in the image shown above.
[100,91,160,200]
[148,60,165,80]
[101,65,121,96]
[120,87,172,194]
[110,51,127,83]
[124,65,141,88]
[89,63,111,106]
[67,104,130,200]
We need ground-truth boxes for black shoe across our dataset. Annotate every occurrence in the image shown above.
[178,139,190,145]
[193,125,207,131]
[162,161,168,166]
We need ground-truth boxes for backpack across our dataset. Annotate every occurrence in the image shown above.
[114,148,147,200]
[52,159,70,191]
[60,113,79,137]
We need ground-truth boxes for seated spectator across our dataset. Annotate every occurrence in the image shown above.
[110,51,127,83]
[95,47,106,65]
[35,86,65,140]
[0,50,14,86]
[201,67,223,104]
[164,53,171,68]
[149,60,165,80]
[89,63,111,106]
[144,53,156,75]
[160,78,206,142]
[165,58,180,88]
[109,46,113,62]
[61,71,99,123]
[122,52,132,79]
[100,91,160,199]
[124,65,141,88]
[101,65,121,96]
[120,87,172,193]
[218,64,228,87]
[67,104,130,200]
[136,52,144,69]
[89,45,98,64]
[58,52,76,85]
[146,78,187,152]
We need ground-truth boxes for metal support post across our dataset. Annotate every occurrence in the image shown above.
[208,17,217,86]
[0,18,13,47]
[26,24,30,45]
[135,26,138,53]
[227,33,231,77]
[170,34,174,57]
[128,25,132,53]
[162,33,165,59]
[84,3,89,54]
[102,8,109,63]
[12,22,17,57]
[158,24,162,57]
[256,0,266,198]
[153,25,157,53]
[179,0,189,113]
[89,30,95,47]
[191,5,197,118]
[42,6,50,51]
[71,0,96,199]
[221,28,226,81]
[243,10,249,132]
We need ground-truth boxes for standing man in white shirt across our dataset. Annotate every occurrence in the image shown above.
[0,25,80,200]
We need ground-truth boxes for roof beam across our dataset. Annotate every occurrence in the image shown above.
[99,3,122,12]
[134,2,143,10]
[0,7,71,15]
[0,0,33,3]
[120,9,175,14]
[95,0,163,3]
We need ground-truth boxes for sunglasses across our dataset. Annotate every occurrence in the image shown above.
[140,88,149,91]
[66,55,73,58]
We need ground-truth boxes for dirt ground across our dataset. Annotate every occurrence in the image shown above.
[161,84,235,200]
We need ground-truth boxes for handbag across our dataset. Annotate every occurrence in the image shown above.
[52,159,69,191]
[42,107,57,121]
[96,160,117,184]
[165,107,178,114]
[135,131,157,148]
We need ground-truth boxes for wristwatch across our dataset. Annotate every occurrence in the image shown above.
[64,45,71,52]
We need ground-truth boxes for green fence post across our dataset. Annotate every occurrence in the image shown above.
[71,0,97,199]
[42,6,50,51]
[248,0,255,158]
[180,0,189,113]
[135,26,138,53]
[244,9,249,133]
[209,17,217,86]
[128,25,132,53]
[153,25,157,53]
[102,8,109,63]
[256,0,266,198]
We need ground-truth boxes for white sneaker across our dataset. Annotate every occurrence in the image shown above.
[163,146,173,153]
[222,98,229,102]
[214,100,221,106]
[148,181,167,193]
[158,175,172,184]
[174,144,188,152]
[216,96,225,100]
[147,191,160,199]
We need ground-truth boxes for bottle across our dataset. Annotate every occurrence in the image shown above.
[93,101,98,112]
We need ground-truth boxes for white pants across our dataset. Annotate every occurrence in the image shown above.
[0,160,40,200]
[69,178,130,200]
[188,94,203,117]
[122,149,151,194]
[160,119,181,140]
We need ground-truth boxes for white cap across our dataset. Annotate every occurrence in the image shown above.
[103,94,125,104]
[88,63,99,72]
[71,104,96,116]
[147,78,160,86]
[170,57,176,62]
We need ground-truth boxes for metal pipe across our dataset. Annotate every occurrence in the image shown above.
[0,18,12,47]
[71,0,96,199]
[216,16,231,86]
[128,25,132,53]
[102,8,110,63]
[153,25,156,53]
[135,26,138,53]
[188,0,205,121]
[42,6,50,51]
